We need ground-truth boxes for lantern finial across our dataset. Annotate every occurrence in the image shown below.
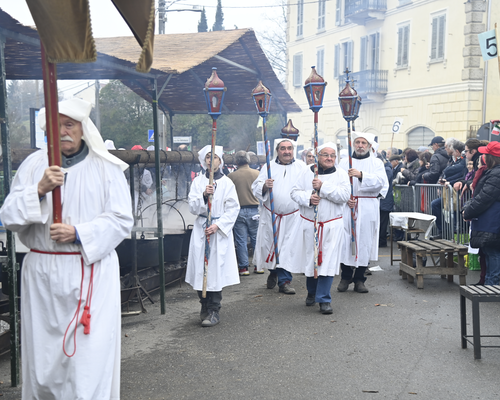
[252,81,272,117]
[280,119,299,141]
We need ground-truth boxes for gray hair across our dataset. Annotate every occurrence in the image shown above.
[445,137,457,151]
[234,150,250,166]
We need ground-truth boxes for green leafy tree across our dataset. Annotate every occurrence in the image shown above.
[99,80,153,149]
[212,0,224,31]
[197,7,208,32]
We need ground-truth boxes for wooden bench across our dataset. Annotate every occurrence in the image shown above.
[398,239,467,289]
[460,285,500,359]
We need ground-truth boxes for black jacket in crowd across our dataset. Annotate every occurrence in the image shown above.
[422,146,450,183]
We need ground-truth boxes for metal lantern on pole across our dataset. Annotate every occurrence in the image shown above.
[251,81,280,265]
[201,67,226,298]
[338,68,362,257]
[303,66,327,278]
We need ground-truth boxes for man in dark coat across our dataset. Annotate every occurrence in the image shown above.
[422,136,450,184]
[378,154,394,247]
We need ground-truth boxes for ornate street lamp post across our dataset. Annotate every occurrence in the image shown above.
[251,81,280,265]
[338,69,362,256]
[202,67,226,297]
[303,66,327,277]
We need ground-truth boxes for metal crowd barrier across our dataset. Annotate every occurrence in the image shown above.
[393,183,472,245]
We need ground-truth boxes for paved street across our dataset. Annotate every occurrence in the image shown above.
[1,246,499,399]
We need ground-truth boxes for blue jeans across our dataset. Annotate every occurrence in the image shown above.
[233,207,259,268]
[306,276,334,303]
[273,268,293,287]
[482,246,500,286]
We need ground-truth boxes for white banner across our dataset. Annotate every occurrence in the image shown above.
[392,118,403,134]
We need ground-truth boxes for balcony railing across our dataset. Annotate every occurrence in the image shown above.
[345,0,387,23]
[338,70,388,100]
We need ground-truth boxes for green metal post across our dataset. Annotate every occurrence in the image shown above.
[0,35,20,387]
[152,79,165,314]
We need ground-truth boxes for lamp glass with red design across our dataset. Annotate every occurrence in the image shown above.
[252,81,272,117]
[338,72,361,122]
[203,67,226,119]
[303,66,327,113]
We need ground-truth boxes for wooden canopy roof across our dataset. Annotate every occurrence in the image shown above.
[0,8,300,116]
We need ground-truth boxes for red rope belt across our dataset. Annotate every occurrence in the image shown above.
[351,196,377,259]
[300,215,342,265]
[31,249,94,358]
[263,205,298,263]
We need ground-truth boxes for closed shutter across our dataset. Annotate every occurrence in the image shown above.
[408,127,435,149]
[334,44,340,77]
[335,0,341,26]
[347,40,353,72]
[431,16,438,60]
[402,25,409,66]
[374,32,380,70]
[293,54,303,87]
[317,48,325,77]
[360,36,367,71]
[438,15,446,59]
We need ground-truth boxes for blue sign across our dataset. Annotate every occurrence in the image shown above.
[148,129,154,142]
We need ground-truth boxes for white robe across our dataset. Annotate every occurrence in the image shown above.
[0,149,133,400]
[185,174,240,292]
[251,160,308,271]
[339,154,389,267]
[289,166,351,277]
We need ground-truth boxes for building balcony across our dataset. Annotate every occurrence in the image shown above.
[345,0,387,24]
[338,70,388,102]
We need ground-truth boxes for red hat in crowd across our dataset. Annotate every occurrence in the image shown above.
[478,141,500,157]
[131,145,144,150]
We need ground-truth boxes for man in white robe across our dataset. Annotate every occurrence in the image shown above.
[186,145,240,327]
[0,98,134,400]
[338,132,389,293]
[252,139,308,294]
[290,143,350,313]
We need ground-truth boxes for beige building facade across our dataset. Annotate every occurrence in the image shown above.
[286,0,500,152]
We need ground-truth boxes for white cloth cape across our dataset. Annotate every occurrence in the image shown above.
[0,150,133,400]
[339,155,389,267]
[186,173,240,291]
[289,166,350,276]
[251,160,308,271]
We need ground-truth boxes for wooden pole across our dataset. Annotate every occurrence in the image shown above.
[40,43,62,223]
[202,118,217,298]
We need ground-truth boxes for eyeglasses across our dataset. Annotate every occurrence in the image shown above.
[319,153,336,158]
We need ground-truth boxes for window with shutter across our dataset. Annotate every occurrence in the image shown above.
[293,54,303,87]
[334,44,340,78]
[318,0,326,31]
[297,0,304,37]
[397,24,410,68]
[316,48,325,77]
[430,13,446,61]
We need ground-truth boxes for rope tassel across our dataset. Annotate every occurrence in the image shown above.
[80,306,91,335]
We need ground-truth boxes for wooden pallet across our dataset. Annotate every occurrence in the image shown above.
[398,239,468,289]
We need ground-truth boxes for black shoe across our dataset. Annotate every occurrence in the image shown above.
[319,303,333,314]
[201,310,220,327]
[430,234,442,241]
[305,293,316,306]
[337,279,351,292]
[278,282,296,294]
[354,281,369,293]
[267,273,278,289]
[200,304,208,322]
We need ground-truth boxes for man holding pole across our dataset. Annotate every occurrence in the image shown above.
[0,98,134,399]
[186,145,240,327]
[290,143,350,313]
[337,132,388,293]
[252,139,308,294]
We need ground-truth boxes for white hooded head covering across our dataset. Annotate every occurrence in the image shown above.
[198,145,224,172]
[38,98,128,171]
[104,139,116,150]
[300,147,313,163]
[352,132,378,158]
[318,141,339,166]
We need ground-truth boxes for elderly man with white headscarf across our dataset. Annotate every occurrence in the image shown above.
[252,138,308,294]
[337,132,389,293]
[0,98,133,400]
[290,142,350,314]
[186,145,240,327]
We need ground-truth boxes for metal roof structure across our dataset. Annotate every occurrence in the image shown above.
[0,8,300,116]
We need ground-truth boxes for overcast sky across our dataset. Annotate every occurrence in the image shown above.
[0,0,283,37]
